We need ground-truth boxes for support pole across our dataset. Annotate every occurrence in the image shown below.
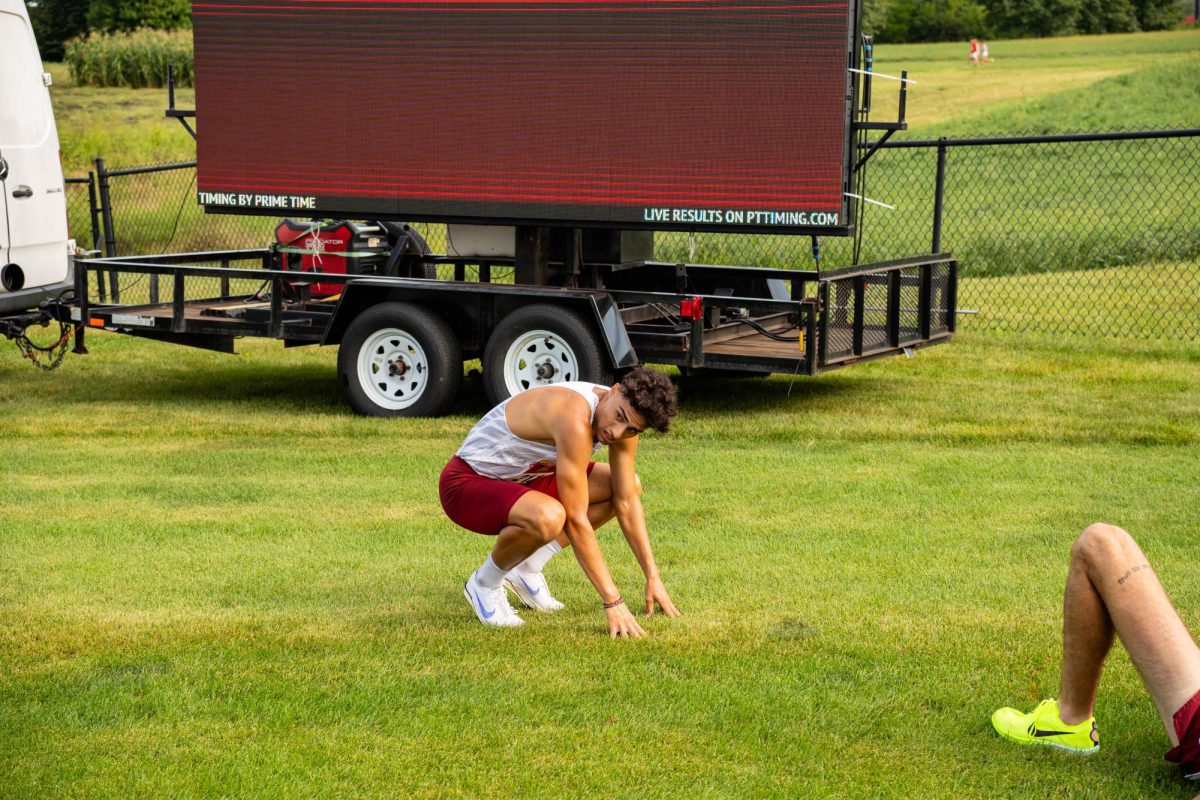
[515,227,550,286]
[95,157,117,258]
[73,258,88,354]
[931,139,947,254]
[94,157,120,302]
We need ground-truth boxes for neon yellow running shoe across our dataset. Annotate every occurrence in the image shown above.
[991,699,1099,754]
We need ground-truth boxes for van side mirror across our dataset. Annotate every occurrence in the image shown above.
[43,72,53,87]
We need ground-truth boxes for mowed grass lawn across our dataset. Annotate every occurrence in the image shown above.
[10,24,1198,799]
[2,326,1198,799]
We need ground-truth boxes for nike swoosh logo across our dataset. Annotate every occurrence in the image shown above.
[520,576,541,596]
[1032,729,1073,738]
[472,588,497,619]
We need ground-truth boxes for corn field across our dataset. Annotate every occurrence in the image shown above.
[64,28,193,89]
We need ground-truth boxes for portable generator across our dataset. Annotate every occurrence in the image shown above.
[274,219,391,296]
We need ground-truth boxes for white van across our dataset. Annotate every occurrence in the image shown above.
[0,0,73,315]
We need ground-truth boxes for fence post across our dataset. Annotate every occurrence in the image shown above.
[931,138,947,254]
[95,157,117,258]
[83,172,107,303]
[94,157,121,302]
[85,173,102,254]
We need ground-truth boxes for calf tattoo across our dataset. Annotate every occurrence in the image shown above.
[1116,562,1152,586]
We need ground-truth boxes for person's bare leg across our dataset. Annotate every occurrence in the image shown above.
[495,465,618,569]
[491,492,565,570]
[1057,527,1117,724]
[1059,523,1200,743]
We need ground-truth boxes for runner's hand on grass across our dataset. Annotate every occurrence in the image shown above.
[645,576,679,617]
[605,600,645,639]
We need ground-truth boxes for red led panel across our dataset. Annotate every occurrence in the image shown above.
[193,0,855,233]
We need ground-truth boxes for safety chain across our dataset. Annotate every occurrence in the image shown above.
[15,320,77,372]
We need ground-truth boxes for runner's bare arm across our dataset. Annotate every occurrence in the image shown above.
[555,422,616,598]
[554,407,645,638]
[610,437,679,618]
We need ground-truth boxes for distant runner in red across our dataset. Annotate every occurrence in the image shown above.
[440,367,680,638]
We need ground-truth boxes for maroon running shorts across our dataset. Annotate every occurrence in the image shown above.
[439,455,595,536]
[1167,688,1200,779]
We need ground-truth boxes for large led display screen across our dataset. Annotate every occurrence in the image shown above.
[193,0,856,234]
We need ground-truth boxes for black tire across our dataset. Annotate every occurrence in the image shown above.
[337,302,461,417]
[401,226,437,279]
[482,303,613,406]
[379,221,436,279]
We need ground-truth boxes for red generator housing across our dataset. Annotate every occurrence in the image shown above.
[274,219,390,296]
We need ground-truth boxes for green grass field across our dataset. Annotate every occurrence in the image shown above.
[4,28,1197,798]
[2,329,1198,798]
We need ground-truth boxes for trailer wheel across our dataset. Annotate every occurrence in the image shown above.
[483,304,612,405]
[338,302,461,417]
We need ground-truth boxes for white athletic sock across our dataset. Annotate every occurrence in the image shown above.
[476,555,508,590]
[516,541,563,575]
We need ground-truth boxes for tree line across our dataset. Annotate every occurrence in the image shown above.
[26,0,1192,59]
[865,0,1188,42]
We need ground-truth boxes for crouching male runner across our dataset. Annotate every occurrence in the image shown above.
[439,366,680,637]
[991,523,1200,789]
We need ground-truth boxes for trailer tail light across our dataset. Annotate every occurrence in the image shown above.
[679,297,704,320]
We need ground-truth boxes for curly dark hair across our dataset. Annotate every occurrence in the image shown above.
[619,366,678,434]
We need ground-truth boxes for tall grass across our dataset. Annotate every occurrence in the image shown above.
[65,28,193,89]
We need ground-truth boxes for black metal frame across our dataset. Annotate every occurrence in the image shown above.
[54,249,955,379]
[817,254,956,366]
[165,65,196,140]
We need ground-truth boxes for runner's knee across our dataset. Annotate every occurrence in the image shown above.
[528,501,566,542]
[1073,522,1136,570]
[591,461,613,491]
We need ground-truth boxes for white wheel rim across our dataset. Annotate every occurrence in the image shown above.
[356,327,430,410]
[503,328,578,396]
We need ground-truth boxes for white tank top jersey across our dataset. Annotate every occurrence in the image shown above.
[457,382,606,483]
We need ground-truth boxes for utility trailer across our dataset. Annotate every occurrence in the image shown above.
[8,0,960,413]
[51,249,955,416]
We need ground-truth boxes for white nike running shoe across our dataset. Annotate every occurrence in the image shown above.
[464,571,524,628]
[504,570,566,612]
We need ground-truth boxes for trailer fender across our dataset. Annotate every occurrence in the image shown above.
[321,280,638,371]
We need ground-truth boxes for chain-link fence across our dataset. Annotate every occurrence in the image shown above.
[66,128,1200,341]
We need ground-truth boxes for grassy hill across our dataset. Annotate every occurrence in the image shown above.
[873,30,1199,133]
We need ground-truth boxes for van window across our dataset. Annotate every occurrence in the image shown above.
[0,12,50,148]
